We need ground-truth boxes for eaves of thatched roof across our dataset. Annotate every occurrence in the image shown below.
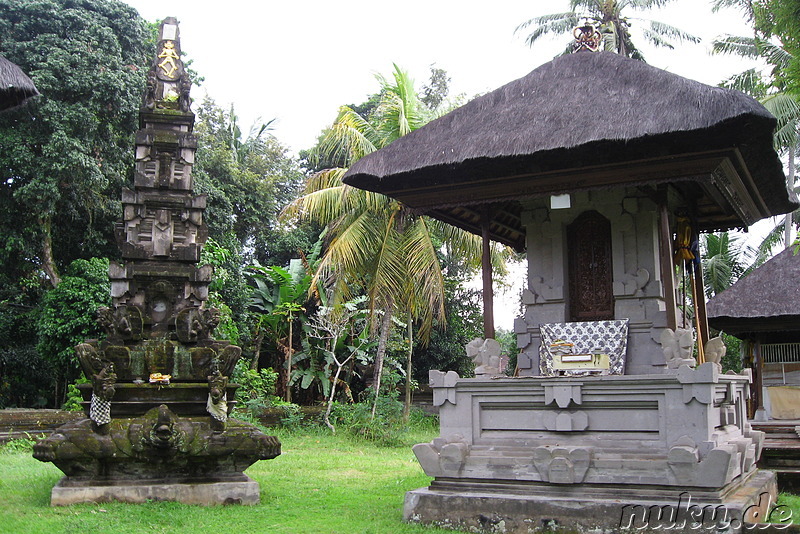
[0,54,38,111]
[343,51,797,250]
[707,247,800,336]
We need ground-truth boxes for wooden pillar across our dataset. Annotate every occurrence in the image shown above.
[658,201,678,331]
[694,262,710,345]
[481,208,495,340]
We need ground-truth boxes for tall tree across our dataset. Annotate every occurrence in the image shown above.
[284,65,487,416]
[0,0,150,289]
[193,98,312,268]
[712,0,800,251]
[516,0,698,61]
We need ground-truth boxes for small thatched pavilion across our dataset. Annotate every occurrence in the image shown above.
[708,247,800,420]
[345,49,796,376]
[0,55,38,111]
[344,47,798,532]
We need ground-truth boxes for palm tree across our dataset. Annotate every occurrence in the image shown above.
[711,0,800,251]
[284,65,486,417]
[515,0,698,61]
[701,232,768,298]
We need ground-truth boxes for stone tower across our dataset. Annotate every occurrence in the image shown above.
[33,18,280,506]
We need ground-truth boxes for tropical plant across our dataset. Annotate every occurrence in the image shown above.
[298,298,372,433]
[700,232,768,298]
[712,0,800,252]
[193,97,313,268]
[248,261,313,401]
[284,65,489,418]
[515,0,699,61]
[36,258,110,405]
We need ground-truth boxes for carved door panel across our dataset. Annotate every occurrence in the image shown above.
[568,211,614,321]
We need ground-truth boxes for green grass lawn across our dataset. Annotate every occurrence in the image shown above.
[0,429,468,534]
[4,428,799,533]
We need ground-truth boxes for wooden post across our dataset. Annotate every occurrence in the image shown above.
[693,262,710,346]
[658,202,678,331]
[481,208,495,340]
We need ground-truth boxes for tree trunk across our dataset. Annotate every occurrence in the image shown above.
[403,310,413,422]
[251,321,264,370]
[371,304,393,419]
[286,318,293,403]
[40,216,61,288]
[324,356,352,434]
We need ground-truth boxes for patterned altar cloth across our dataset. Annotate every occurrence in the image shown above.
[539,319,629,376]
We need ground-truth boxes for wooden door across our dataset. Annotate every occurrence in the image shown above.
[568,211,614,322]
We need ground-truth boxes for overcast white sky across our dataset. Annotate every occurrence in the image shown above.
[124,0,759,154]
[123,1,775,329]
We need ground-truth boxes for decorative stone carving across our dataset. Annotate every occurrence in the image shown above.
[412,434,469,477]
[176,307,220,343]
[533,447,591,484]
[430,370,459,406]
[207,366,228,431]
[704,336,726,369]
[467,338,502,376]
[543,384,582,408]
[661,327,696,369]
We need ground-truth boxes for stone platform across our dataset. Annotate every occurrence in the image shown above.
[405,470,782,533]
[51,474,260,505]
[407,366,782,532]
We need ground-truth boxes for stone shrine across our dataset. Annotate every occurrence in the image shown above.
[33,18,280,505]
[342,30,799,533]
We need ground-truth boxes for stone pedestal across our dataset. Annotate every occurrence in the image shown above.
[51,476,261,506]
[407,365,782,532]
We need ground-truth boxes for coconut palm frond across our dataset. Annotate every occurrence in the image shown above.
[760,42,793,71]
[646,20,700,44]
[402,216,446,342]
[517,13,580,48]
[761,93,800,151]
[719,68,768,97]
[711,35,760,58]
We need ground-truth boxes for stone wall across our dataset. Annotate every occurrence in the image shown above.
[515,187,677,375]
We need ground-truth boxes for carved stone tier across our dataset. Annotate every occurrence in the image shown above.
[33,405,280,505]
[405,366,778,532]
[77,339,239,383]
[76,383,239,417]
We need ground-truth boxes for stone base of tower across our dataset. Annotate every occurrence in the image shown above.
[51,475,261,506]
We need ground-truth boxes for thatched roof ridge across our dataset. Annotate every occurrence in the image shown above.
[707,247,800,334]
[0,55,38,111]
[344,51,795,223]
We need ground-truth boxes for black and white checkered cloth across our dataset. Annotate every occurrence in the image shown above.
[90,393,112,425]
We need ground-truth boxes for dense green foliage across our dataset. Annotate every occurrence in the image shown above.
[36,258,110,400]
[0,0,150,288]
[193,98,314,267]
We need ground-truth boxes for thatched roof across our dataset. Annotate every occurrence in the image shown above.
[707,247,800,336]
[343,51,797,250]
[0,55,38,111]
